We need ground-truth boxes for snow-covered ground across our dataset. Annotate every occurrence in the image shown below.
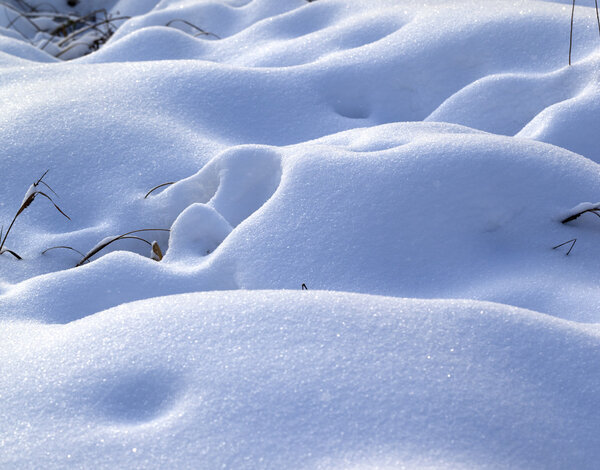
[1,0,600,468]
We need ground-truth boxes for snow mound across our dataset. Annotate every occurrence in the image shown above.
[1,290,599,469]
[1,122,600,323]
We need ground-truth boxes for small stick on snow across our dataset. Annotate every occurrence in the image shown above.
[144,182,175,199]
[596,0,600,37]
[561,204,600,224]
[569,0,576,65]
[552,238,577,255]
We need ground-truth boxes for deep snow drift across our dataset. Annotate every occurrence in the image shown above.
[1,0,600,468]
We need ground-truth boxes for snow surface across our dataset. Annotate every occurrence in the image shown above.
[1,0,600,468]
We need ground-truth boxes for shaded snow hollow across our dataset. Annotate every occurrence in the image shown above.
[1,0,600,468]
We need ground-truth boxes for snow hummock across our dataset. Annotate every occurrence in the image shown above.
[1,0,600,468]
[3,291,600,469]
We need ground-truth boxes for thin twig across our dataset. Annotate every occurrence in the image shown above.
[569,0,576,65]
[144,181,175,199]
[553,238,577,255]
[596,0,600,37]
[561,206,600,224]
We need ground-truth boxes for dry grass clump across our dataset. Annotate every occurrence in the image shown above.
[0,1,130,59]
[0,170,69,260]
[43,229,169,266]
[0,1,220,60]
[0,171,169,265]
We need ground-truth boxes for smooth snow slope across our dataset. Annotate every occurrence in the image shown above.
[1,0,600,468]
[3,291,600,469]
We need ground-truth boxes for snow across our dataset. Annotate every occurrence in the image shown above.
[1,0,600,468]
[3,291,600,469]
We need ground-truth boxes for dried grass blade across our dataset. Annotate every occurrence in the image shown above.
[0,172,69,252]
[596,0,600,36]
[0,210,21,250]
[0,1,42,32]
[37,180,58,197]
[0,248,22,259]
[569,0,576,65]
[35,192,70,219]
[56,15,130,47]
[76,229,169,266]
[42,245,86,257]
[54,41,89,58]
[166,19,220,39]
[35,169,50,183]
[144,181,175,198]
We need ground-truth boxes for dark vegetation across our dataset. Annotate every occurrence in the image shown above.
[0,171,168,265]
[569,0,600,65]
[0,0,218,60]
